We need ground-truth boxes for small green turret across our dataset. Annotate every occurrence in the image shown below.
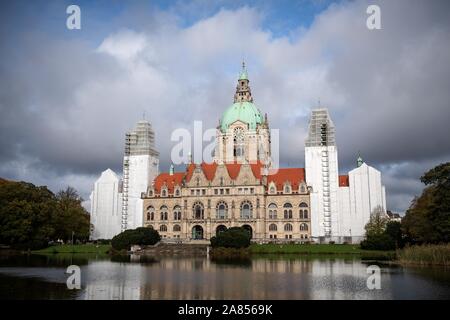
[357,153,364,167]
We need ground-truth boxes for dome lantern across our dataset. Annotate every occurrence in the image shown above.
[220,63,264,132]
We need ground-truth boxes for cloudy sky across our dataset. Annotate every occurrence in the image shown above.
[1,0,449,213]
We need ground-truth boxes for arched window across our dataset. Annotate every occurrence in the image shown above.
[173,205,181,220]
[240,201,252,219]
[193,202,204,219]
[300,209,309,219]
[161,188,167,197]
[269,224,277,231]
[146,206,155,221]
[216,201,228,219]
[160,205,168,220]
[160,225,167,232]
[283,203,293,219]
[299,202,308,208]
[173,224,181,232]
[268,203,277,219]
[300,223,308,231]
[284,223,293,232]
[175,188,180,197]
[299,203,308,219]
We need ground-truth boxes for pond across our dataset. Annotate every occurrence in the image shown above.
[0,254,449,299]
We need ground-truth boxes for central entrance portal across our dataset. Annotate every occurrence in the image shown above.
[192,225,204,240]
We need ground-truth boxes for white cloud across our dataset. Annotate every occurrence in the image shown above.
[1,0,450,214]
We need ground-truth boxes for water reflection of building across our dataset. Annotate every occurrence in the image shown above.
[83,261,143,300]
[81,257,391,300]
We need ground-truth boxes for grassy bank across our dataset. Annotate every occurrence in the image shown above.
[251,243,366,254]
[32,244,111,254]
[396,244,450,266]
[249,243,395,260]
[210,247,250,259]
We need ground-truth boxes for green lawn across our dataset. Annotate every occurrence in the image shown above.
[249,243,389,255]
[32,244,111,254]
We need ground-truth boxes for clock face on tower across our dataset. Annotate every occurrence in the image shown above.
[233,127,244,142]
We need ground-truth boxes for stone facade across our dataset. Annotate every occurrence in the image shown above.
[142,162,311,242]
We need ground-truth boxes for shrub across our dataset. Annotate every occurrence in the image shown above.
[360,233,396,251]
[111,227,161,251]
[210,227,251,249]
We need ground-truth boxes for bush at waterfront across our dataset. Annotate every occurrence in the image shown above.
[360,232,397,251]
[210,227,251,248]
[111,227,161,251]
[397,244,450,266]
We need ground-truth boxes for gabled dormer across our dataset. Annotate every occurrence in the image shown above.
[299,181,307,194]
[160,184,168,197]
[186,164,209,187]
[283,181,292,194]
[268,181,277,195]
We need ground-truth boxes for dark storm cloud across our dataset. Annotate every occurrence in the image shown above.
[0,0,449,213]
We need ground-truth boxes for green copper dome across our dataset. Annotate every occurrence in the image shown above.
[239,69,248,80]
[220,101,263,132]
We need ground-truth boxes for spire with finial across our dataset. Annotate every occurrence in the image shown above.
[234,61,253,103]
[169,163,174,175]
[239,60,248,80]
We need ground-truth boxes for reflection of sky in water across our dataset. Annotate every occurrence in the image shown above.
[0,256,449,300]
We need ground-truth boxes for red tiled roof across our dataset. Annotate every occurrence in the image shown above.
[154,172,184,194]
[339,175,349,187]
[152,162,306,194]
[267,168,305,191]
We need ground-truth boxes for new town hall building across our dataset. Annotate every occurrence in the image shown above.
[90,64,387,243]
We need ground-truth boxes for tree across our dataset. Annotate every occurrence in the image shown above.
[0,180,57,249]
[53,186,90,242]
[0,180,90,249]
[360,206,396,250]
[402,189,436,243]
[402,162,450,244]
[385,221,404,248]
[364,206,388,237]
